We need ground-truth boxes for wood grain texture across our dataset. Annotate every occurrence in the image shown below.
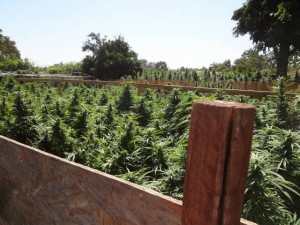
[181,100,256,225]
[182,100,235,225]
[220,104,256,225]
[0,135,181,225]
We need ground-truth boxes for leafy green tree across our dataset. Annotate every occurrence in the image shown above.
[0,57,32,72]
[232,0,300,77]
[46,62,82,74]
[0,29,20,61]
[82,33,142,79]
[138,59,156,70]
[155,61,168,70]
[234,49,266,72]
[210,59,232,72]
[0,30,34,72]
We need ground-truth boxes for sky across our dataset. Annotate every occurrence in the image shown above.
[0,0,253,69]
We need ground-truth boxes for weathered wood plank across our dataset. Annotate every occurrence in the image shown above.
[240,218,258,225]
[182,100,235,225]
[0,135,181,225]
[181,100,256,225]
[220,103,256,225]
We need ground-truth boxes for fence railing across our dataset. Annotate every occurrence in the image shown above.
[15,77,298,98]
[0,100,257,225]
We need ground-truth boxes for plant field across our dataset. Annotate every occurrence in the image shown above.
[0,76,300,224]
[133,68,300,91]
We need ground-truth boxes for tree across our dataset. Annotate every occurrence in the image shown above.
[155,61,168,70]
[139,59,156,70]
[210,59,232,72]
[82,33,142,80]
[232,0,300,77]
[234,49,266,72]
[0,29,20,61]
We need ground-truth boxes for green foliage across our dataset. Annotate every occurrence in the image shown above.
[0,29,20,61]
[46,62,83,74]
[99,92,108,105]
[135,98,151,126]
[234,49,266,73]
[82,33,142,79]
[232,0,300,76]
[117,85,134,112]
[0,30,35,72]
[275,78,291,128]
[164,89,181,120]
[104,103,114,126]
[294,71,300,83]
[0,78,299,224]
[243,151,298,225]
[1,75,17,91]
[7,93,37,145]
[74,110,88,138]
[120,121,135,152]
[154,61,168,70]
[0,57,33,72]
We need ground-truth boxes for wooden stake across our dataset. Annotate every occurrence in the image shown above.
[182,100,256,225]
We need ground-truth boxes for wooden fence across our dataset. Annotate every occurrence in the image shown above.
[15,77,298,98]
[0,100,257,225]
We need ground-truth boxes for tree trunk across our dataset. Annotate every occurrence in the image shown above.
[276,43,290,77]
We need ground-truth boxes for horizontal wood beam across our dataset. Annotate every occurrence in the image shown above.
[15,77,298,98]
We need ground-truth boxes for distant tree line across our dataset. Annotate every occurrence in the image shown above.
[0,29,33,73]
[2,1,300,81]
[232,0,300,77]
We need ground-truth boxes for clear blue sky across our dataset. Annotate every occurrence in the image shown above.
[0,0,252,69]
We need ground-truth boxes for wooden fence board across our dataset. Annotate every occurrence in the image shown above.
[181,101,256,225]
[220,103,256,225]
[15,77,298,98]
[0,135,182,225]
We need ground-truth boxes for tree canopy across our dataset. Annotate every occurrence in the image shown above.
[154,61,168,70]
[82,33,142,80]
[232,0,300,77]
[0,29,20,61]
[234,49,266,72]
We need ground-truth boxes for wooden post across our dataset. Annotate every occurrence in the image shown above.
[182,100,256,225]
